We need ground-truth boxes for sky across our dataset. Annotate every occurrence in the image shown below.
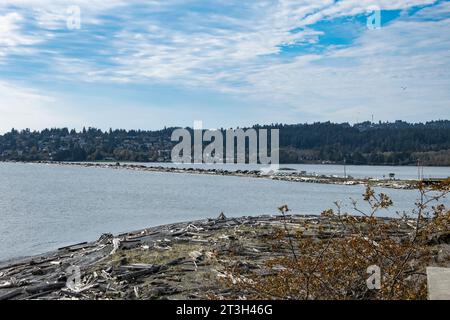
[0,0,449,132]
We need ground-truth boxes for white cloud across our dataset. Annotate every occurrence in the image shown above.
[0,0,448,126]
[0,0,126,24]
[1,0,439,80]
[293,0,437,26]
[413,0,450,19]
[94,0,442,88]
[0,12,41,60]
[240,15,450,122]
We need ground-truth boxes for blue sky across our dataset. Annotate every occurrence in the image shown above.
[0,0,449,132]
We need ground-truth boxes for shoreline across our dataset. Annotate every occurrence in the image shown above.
[1,214,447,300]
[0,214,409,300]
[1,160,434,190]
[0,214,301,300]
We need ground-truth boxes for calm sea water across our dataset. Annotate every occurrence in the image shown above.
[0,162,449,262]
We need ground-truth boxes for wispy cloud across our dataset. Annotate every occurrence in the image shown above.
[240,12,450,122]
[0,0,448,130]
[0,12,41,61]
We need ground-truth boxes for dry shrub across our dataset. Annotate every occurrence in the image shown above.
[228,179,450,300]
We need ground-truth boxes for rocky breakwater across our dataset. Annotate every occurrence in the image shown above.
[31,161,421,190]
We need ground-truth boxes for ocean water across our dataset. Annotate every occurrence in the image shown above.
[0,162,448,262]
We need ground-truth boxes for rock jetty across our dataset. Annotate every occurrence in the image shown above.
[10,161,427,190]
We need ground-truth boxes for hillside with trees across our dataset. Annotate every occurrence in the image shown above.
[1,120,450,165]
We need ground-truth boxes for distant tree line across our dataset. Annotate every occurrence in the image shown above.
[1,120,450,165]
[270,120,450,166]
